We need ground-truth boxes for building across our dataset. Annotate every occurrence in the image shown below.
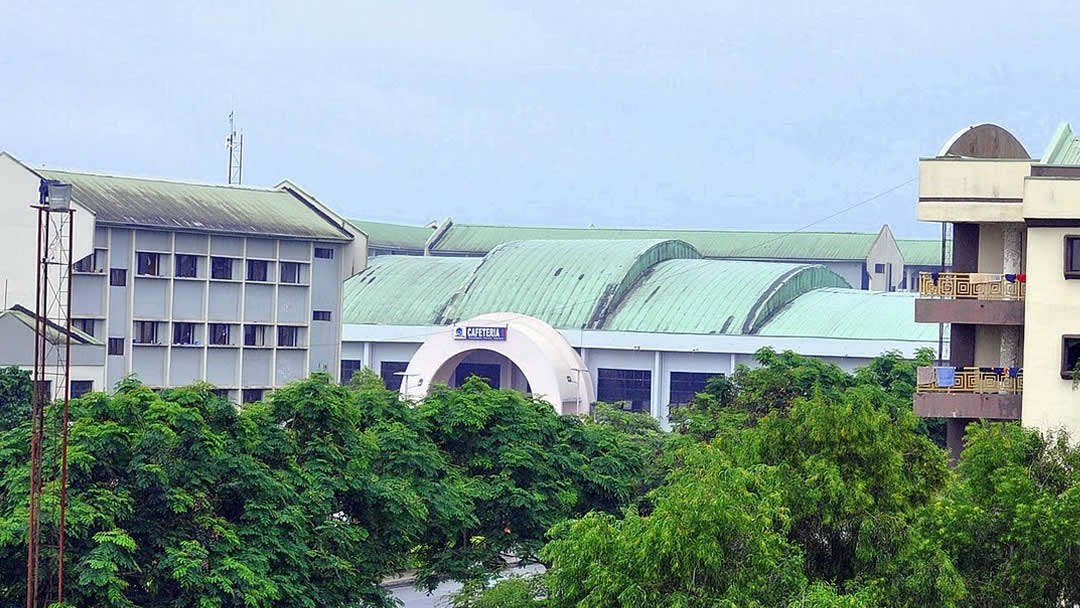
[913,122,1080,456]
[351,218,950,292]
[0,304,104,399]
[0,153,365,401]
[341,239,945,427]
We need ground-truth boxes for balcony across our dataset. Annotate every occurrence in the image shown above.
[914,366,1022,420]
[915,272,1025,325]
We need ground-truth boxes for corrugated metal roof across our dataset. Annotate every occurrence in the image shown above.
[605,260,850,335]
[342,255,481,325]
[349,219,435,250]
[1041,122,1080,165]
[757,287,941,341]
[0,304,102,345]
[36,169,351,240]
[438,239,700,329]
[424,223,878,260]
[896,239,952,266]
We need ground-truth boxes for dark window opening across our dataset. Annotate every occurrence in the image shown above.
[108,338,124,356]
[1062,336,1080,379]
[669,371,721,406]
[211,257,233,280]
[1066,236,1080,279]
[341,360,364,384]
[242,389,263,403]
[277,326,299,347]
[210,388,231,399]
[72,318,95,337]
[173,322,195,345]
[314,247,334,259]
[247,260,268,282]
[110,268,127,286]
[380,361,409,391]
[71,380,93,399]
[175,254,197,278]
[137,252,161,276]
[74,252,97,273]
[597,368,651,413]
[134,321,158,344]
[874,263,886,273]
[313,310,331,321]
[455,363,501,389]
[209,324,231,346]
[244,325,267,346]
[280,261,300,283]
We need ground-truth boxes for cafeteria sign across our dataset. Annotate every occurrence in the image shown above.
[453,325,508,341]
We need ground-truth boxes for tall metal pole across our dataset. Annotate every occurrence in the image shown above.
[58,209,74,603]
[26,207,43,608]
[937,221,946,365]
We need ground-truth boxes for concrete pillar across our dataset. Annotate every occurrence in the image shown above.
[651,351,663,424]
[1000,225,1023,367]
[946,418,968,466]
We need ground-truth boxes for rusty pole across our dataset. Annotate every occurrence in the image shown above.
[26,207,43,608]
[58,208,74,603]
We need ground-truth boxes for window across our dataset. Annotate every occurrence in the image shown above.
[1066,236,1080,279]
[210,388,231,399]
[874,263,886,273]
[73,252,96,273]
[110,268,127,286]
[244,324,268,346]
[175,254,197,278]
[314,247,334,259]
[455,363,501,389]
[71,380,93,399]
[108,338,124,356]
[280,262,300,284]
[597,368,652,413]
[380,361,409,391]
[242,389,264,403]
[137,252,161,276]
[211,257,233,280]
[312,310,331,321]
[669,372,721,406]
[173,322,195,345]
[341,359,363,384]
[247,260,268,281]
[277,326,299,347]
[209,324,231,345]
[1062,336,1080,380]
[72,318,95,337]
[134,321,159,344]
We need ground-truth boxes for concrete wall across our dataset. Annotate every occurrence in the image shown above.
[866,225,904,291]
[1022,226,1080,436]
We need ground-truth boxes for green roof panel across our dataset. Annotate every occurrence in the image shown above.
[36,169,351,240]
[342,255,482,325]
[1041,122,1080,165]
[438,239,700,329]
[605,260,850,335]
[757,287,940,341]
[349,220,435,250]
[897,239,952,266]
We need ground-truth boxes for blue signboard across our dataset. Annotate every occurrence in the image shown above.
[453,325,508,341]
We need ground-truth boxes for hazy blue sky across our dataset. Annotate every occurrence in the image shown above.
[1,1,1075,237]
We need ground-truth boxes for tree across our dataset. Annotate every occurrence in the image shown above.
[921,422,1080,607]
[0,366,31,432]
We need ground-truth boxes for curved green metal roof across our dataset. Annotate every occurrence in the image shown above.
[342,255,481,325]
[605,260,849,335]
[437,239,700,329]
[757,287,940,341]
[428,223,879,260]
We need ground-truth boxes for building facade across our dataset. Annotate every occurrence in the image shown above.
[0,153,365,401]
[913,123,1080,456]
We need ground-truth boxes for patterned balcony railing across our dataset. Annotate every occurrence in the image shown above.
[919,272,1025,300]
[916,366,1023,394]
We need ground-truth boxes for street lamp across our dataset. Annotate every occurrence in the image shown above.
[40,179,72,210]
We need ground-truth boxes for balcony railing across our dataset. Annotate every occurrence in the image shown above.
[918,272,1025,301]
[916,366,1023,394]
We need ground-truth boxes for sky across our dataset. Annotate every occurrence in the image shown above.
[1,1,1076,238]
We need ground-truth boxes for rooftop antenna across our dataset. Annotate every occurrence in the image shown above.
[226,111,244,184]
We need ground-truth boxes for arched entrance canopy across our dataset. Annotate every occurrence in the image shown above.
[401,313,594,415]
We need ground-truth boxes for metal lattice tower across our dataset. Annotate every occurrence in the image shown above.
[27,180,75,608]
[227,111,244,184]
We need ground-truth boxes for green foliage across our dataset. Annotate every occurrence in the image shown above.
[922,422,1080,607]
[0,366,31,432]
[541,442,806,608]
[449,574,548,608]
